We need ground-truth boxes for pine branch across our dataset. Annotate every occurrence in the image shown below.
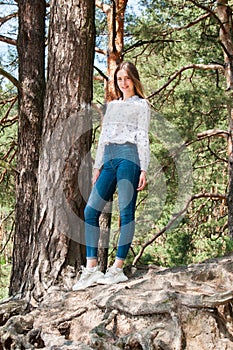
[0,12,18,26]
[133,191,226,266]
[148,63,224,99]
[0,68,19,89]
[94,65,108,81]
[188,0,225,32]
[0,34,16,46]
[197,129,229,139]
[164,12,211,35]
[95,47,106,55]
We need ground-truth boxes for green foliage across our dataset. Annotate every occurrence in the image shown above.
[117,0,231,267]
[0,262,11,300]
[93,77,105,105]
[0,63,17,297]
[0,89,17,209]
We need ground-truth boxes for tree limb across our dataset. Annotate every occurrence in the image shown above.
[164,12,211,35]
[0,211,14,256]
[0,96,17,122]
[0,34,16,46]
[94,65,108,81]
[124,39,177,55]
[0,12,18,26]
[0,68,19,89]
[197,129,229,139]
[0,96,16,105]
[133,191,226,266]
[95,47,106,55]
[207,139,228,163]
[188,0,225,32]
[95,0,111,13]
[125,13,210,56]
[148,63,224,98]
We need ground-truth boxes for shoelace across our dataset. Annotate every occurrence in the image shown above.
[105,267,118,277]
[79,266,92,280]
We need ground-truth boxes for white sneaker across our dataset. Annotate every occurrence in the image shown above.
[72,266,104,291]
[97,266,128,285]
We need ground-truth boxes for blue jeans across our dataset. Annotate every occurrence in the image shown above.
[84,143,141,261]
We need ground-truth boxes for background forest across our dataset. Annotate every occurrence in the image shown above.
[0,0,233,299]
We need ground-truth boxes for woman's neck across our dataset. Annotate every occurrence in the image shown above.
[123,93,136,101]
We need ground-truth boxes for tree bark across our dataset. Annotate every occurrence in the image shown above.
[96,0,127,101]
[11,0,95,299]
[10,0,46,295]
[95,1,127,271]
[216,0,233,237]
[106,0,127,101]
[30,0,95,298]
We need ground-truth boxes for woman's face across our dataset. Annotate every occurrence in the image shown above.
[116,69,135,98]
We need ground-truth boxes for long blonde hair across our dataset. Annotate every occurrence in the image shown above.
[114,61,146,99]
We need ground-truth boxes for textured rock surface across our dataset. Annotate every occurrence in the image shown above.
[1,254,233,349]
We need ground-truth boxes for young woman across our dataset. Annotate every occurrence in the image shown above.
[73,61,150,291]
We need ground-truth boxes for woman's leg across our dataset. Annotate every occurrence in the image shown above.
[97,160,139,286]
[116,159,141,261]
[73,161,117,291]
[94,157,140,286]
[84,161,117,263]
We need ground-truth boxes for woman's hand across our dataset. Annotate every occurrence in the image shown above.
[92,168,101,185]
[137,170,147,191]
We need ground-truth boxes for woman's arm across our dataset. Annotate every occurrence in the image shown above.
[137,170,147,191]
[92,168,101,185]
[93,102,112,170]
[137,100,151,173]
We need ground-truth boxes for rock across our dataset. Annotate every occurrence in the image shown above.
[1,254,233,349]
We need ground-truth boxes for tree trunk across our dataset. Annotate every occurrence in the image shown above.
[11,0,95,299]
[10,0,46,295]
[105,0,127,101]
[216,0,233,237]
[98,201,112,272]
[31,0,95,299]
[96,1,127,271]
[96,0,127,100]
